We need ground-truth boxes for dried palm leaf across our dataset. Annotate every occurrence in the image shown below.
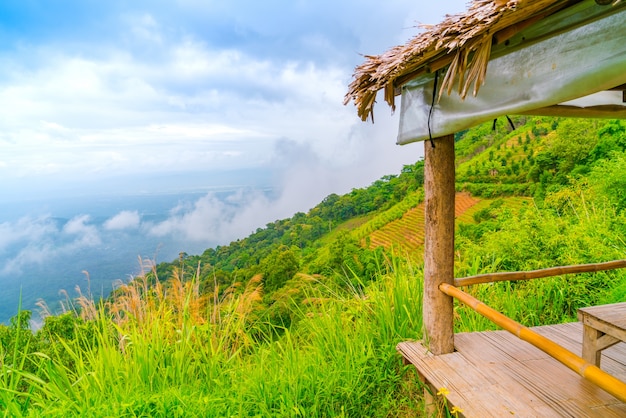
[345,0,573,121]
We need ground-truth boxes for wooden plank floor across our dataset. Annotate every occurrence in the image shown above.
[398,322,626,417]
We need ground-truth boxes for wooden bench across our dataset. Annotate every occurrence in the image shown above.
[578,302,626,367]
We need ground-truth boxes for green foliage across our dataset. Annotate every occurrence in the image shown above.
[0,308,36,415]
[549,119,597,172]
[587,153,626,212]
[455,117,626,204]
[590,120,626,161]
[472,199,503,223]
[260,245,300,293]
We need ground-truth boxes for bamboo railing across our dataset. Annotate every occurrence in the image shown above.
[454,259,626,287]
[440,282,626,403]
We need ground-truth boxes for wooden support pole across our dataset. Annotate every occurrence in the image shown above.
[423,134,455,355]
[423,387,436,417]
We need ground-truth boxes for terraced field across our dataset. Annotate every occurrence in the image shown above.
[364,193,531,257]
[456,196,531,224]
[365,193,478,254]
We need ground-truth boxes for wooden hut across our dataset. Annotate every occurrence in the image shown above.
[345,0,626,416]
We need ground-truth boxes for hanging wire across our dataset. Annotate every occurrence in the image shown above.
[492,115,517,131]
[505,115,516,131]
[427,70,440,149]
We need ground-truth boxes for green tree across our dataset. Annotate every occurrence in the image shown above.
[549,119,596,172]
[590,120,626,161]
[260,245,300,293]
[587,154,626,212]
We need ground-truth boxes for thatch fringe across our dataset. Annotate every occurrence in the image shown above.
[344,0,575,122]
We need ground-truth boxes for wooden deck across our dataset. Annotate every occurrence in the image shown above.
[398,322,626,417]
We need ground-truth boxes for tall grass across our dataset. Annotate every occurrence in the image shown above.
[0,300,35,416]
[1,255,427,417]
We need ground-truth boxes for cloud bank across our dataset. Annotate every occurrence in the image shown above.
[0,0,467,201]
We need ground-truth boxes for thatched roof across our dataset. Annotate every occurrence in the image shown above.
[344,0,603,122]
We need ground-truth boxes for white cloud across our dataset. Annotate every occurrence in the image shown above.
[0,214,103,275]
[0,216,58,253]
[3,0,440,194]
[62,215,102,247]
[149,192,254,243]
[0,36,357,184]
[63,215,91,234]
[104,210,141,230]
[1,243,56,275]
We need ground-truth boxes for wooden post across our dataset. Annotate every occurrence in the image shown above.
[423,134,455,355]
[423,386,436,416]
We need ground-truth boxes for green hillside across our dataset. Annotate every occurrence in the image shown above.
[2,116,626,416]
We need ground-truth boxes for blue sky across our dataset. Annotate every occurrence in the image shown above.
[0,0,467,203]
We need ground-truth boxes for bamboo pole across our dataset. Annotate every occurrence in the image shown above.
[439,282,626,403]
[423,135,455,355]
[454,259,626,287]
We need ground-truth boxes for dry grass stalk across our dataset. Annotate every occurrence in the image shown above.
[36,271,98,321]
[234,274,263,317]
[35,299,53,319]
[74,285,98,321]
[33,251,269,358]
[167,264,208,327]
